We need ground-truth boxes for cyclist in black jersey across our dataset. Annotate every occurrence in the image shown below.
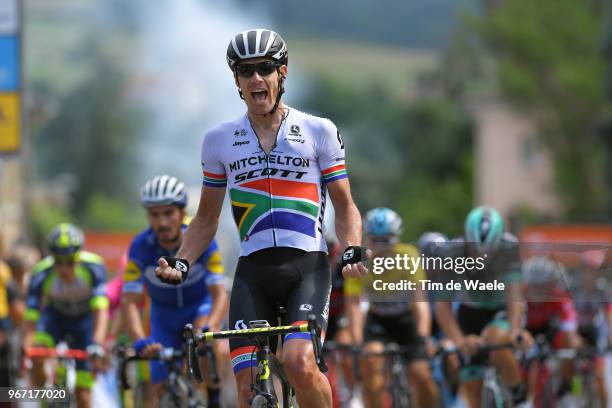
[434,207,532,408]
[156,29,368,408]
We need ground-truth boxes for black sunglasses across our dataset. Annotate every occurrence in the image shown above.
[235,61,281,78]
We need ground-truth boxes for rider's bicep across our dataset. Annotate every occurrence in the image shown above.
[195,186,225,222]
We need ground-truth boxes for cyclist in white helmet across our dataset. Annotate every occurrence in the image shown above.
[122,175,228,407]
[156,30,367,408]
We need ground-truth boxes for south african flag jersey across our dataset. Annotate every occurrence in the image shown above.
[201,107,348,256]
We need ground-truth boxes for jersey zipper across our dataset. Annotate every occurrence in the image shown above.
[265,156,277,247]
[248,109,289,248]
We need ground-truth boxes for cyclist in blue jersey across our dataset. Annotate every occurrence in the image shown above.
[156,29,368,408]
[23,223,109,408]
[121,175,228,407]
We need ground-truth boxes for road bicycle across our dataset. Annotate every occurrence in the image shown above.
[184,312,326,408]
[525,335,612,408]
[438,342,516,408]
[321,341,361,408]
[117,344,216,408]
[26,342,92,407]
[323,341,419,408]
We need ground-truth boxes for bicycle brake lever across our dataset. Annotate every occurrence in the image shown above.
[307,314,328,373]
[117,347,130,390]
[183,324,203,382]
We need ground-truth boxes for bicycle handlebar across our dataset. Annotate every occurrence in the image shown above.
[25,346,89,360]
[436,342,515,357]
[116,344,210,390]
[307,314,328,373]
[183,313,328,383]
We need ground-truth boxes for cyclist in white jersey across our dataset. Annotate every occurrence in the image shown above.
[156,29,368,408]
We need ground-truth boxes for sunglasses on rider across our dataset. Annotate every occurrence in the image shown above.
[235,61,281,78]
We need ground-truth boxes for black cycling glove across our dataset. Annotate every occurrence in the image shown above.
[159,256,190,285]
[341,246,368,268]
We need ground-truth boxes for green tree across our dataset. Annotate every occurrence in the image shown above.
[475,0,611,220]
[302,75,474,241]
[391,99,474,239]
[35,48,146,228]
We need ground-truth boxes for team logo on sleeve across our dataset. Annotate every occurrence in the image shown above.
[124,261,142,282]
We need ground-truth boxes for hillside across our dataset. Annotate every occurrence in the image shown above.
[236,0,479,49]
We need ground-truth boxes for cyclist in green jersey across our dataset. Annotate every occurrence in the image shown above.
[23,223,109,408]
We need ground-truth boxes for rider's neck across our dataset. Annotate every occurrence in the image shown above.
[247,104,287,133]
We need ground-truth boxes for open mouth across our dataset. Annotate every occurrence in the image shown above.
[251,90,268,103]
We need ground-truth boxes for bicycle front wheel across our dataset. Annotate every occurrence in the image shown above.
[481,386,512,408]
[251,394,272,408]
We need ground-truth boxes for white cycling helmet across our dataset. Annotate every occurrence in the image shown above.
[226,29,288,70]
[417,231,448,254]
[140,175,187,208]
[522,256,566,285]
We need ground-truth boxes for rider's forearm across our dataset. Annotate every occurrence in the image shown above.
[9,300,25,327]
[345,295,363,344]
[413,300,431,338]
[206,285,229,330]
[506,283,524,333]
[122,297,146,341]
[507,301,524,334]
[328,180,362,249]
[435,302,464,344]
[92,307,108,345]
[176,214,219,266]
[335,201,362,249]
[23,321,36,349]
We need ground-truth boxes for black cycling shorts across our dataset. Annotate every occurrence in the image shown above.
[228,248,331,374]
[363,312,428,363]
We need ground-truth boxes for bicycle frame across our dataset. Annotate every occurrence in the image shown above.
[525,338,612,408]
[117,346,209,408]
[25,343,90,402]
[437,342,515,408]
[323,341,415,407]
[184,314,326,408]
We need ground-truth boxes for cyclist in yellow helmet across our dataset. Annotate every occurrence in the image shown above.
[24,223,109,408]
